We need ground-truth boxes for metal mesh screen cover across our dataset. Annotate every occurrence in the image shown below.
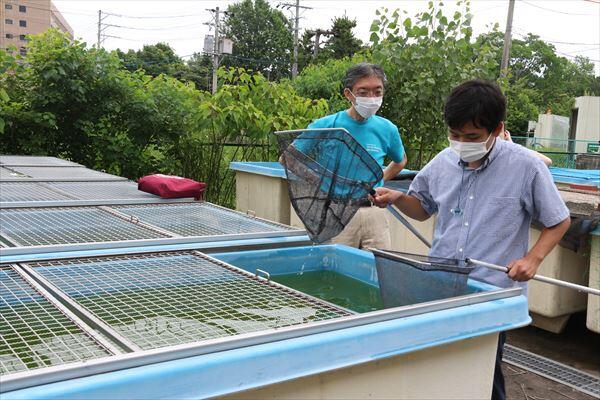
[373,250,475,308]
[0,182,72,202]
[0,266,111,376]
[276,129,383,243]
[48,181,162,200]
[30,252,351,350]
[0,167,26,180]
[7,167,124,181]
[113,203,296,237]
[0,207,167,246]
[0,156,82,167]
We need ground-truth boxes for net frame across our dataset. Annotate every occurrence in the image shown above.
[372,249,475,308]
[276,128,383,243]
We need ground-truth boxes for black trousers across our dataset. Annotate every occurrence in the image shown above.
[492,331,507,400]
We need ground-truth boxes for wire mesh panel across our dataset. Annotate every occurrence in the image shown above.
[0,182,73,203]
[0,207,167,246]
[29,252,351,350]
[48,181,166,201]
[0,265,111,376]
[0,156,82,167]
[113,203,299,237]
[5,167,125,181]
[0,167,26,180]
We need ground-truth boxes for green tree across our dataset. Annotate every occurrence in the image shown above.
[1,30,199,177]
[116,42,188,80]
[323,16,363,59]
[370,1,499,167]
[181,52,212,91]
[222,0,293,80]
[297,16,363,72]
[476,32,599,120]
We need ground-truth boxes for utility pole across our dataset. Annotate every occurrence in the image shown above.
[205,7,232,94]
[500,0,515,77]
[96,10,112,48]
[278,1,312,79]
[212,7,220,94]
[292,0,299,78]
[97,10,102,48]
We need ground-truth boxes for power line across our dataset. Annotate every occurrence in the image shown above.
[555,50,600,62]
[562,46,600,55]
[521,1,596,16]
[102,23,201,31]
[102,11,203,19]
[513,29,599,46]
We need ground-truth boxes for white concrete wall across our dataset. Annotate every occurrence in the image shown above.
[534,114,570,150]
[574,96,600,154]
[225,333,498,400]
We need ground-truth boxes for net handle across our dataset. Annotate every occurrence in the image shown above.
[467,258,600,296]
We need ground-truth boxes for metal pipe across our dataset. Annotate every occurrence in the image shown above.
[385,204,432,248]
[467,258,600,296]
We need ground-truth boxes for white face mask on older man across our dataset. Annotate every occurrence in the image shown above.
[351,92,383,119]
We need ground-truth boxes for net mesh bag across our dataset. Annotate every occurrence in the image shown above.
[372,249,475,308]
[276,128,383,243]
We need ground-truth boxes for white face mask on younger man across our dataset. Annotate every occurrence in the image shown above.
[351,92,383,119]
[448,134,495,163]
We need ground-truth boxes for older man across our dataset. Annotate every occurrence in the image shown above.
[305,62,407,249]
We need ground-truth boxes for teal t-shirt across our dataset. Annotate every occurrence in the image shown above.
[308,110,405,166]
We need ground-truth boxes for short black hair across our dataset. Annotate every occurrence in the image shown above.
[343,63,387,91]
[444,79,506,134]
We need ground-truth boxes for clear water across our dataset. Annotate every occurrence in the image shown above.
[273,270,384,313]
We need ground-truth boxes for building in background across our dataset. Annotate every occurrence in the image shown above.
[0,0,73,54]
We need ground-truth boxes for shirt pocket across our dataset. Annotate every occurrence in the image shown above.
[485,196,523,240]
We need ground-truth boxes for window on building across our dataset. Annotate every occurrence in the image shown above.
[5,4,13,10]
[5,33,14,39]
[19,34,27,41]
[5,19,13,25]
[19,20,27,27]
[19,47,27,56]
[19,5,26,12]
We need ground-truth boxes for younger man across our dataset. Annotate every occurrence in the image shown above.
[372,79,570,400]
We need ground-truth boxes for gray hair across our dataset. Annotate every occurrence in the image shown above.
[343,63,387,90]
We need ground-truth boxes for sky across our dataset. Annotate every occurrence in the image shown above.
[53,0,600,74]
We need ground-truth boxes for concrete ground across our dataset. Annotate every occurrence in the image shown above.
[504,312,599,400]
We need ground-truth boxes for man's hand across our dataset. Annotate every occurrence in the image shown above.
[370,187,403,208]
[507,254,543,282]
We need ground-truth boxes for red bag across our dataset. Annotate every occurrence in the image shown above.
[138,174,206,199]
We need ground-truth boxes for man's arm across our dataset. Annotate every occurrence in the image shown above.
[371,187,431,221]
[507,217,570,281]
[383,154,407,181]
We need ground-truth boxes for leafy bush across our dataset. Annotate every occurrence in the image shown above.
[370,1,499,167]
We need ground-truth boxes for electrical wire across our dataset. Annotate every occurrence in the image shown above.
[521,0,596,16]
